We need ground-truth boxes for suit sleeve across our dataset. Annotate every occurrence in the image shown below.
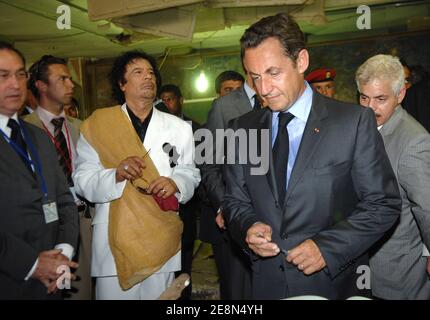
[223,118,262,249]
[0,232,39,281]
[397,133,430,249]
[200,98,227,210]
[312,107,401,278]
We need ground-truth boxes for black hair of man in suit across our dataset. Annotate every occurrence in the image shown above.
[0,41,26,65]
[215,70,245,96]
[240,13,306,66]
[28,55,67,99]
[159,84,183,116]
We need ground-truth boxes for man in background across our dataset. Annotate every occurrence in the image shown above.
[305,68,336,98]
[356,54,430,299]
[215,70,244,97]
[24,55,92,300]
[159,83,201,299]
[200,68,261,299]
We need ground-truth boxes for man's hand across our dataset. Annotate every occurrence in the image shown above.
[426,257,430,277]
[147,176,179,199]
[286,239,326,275]
[32,249,79,293]
[246,223,279,257]
[215,211,226,230]
[116,156,147,183]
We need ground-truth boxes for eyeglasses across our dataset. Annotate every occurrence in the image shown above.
[0,70,28,83]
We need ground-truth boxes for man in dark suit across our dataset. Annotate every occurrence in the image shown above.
[159,84,201,299]
[200,72,261,299]
[0,41,78,299]
[223,13,401,299]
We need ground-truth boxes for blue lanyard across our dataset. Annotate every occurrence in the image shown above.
[0,119,49,199]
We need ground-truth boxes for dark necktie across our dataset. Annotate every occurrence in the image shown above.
[273,112,295,207]
[51,117,72,185]
[7,118,32,173]
[253,94,261,110]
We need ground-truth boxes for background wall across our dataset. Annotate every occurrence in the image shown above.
[82,30,430,124]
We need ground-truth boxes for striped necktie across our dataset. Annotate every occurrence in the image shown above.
[51,117,72,185]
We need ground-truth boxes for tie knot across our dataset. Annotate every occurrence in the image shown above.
[7,118,20,130]
[278,112,294,127]
[51,117,65,129]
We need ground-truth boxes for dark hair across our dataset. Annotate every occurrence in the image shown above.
[0,41,26,66]
[110,50,161,104]
[28,55,67,98]
[240,13,306,64]
[215,70,245,94]
[410,65,430,84]
[159,84,182,98]
[399,58,410,69]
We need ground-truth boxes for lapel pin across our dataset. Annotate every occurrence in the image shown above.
[314,128,320,134]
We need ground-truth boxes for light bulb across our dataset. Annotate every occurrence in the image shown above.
[195,70,208,93]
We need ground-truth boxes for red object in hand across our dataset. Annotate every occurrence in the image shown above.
[152,194,179,211]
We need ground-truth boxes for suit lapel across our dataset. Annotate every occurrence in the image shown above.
[0,122,37,182]
[283,93,328,207]
[234,87,252,116]
[252,109,279,204]
[65,116,81,146]
[144,107,167,154]
[379,105,402,138]
[23,111,44,130]
[258,108,279,203]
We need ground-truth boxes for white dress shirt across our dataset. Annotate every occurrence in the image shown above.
[36,106,77,169]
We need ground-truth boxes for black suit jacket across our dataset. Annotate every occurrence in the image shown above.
[199,87,253,244]
[0,121,79,299]
[223,92,401,299]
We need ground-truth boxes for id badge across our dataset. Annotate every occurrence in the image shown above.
[43,201,59,224]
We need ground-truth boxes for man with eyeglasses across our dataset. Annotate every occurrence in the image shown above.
[0,41,78,299]
[23,55,92,300]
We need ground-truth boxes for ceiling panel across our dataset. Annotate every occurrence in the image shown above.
[0,0,427,62]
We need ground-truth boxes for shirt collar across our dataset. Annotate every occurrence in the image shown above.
[36,106,66,126]
[0,112,18,135]
[273,81,313,122]
[243,81,256,102]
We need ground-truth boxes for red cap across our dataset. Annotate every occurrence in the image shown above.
[305,68,336,83]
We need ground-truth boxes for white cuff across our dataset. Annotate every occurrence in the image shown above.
[24,258,39,281]
[423,245,429,257]
[55,243,74,260]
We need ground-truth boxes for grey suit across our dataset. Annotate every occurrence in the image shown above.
[370,106,430,300]
[23,111,93,300]
[200,86,253,299]
[224,92,401,299]
[0,121,78,299]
